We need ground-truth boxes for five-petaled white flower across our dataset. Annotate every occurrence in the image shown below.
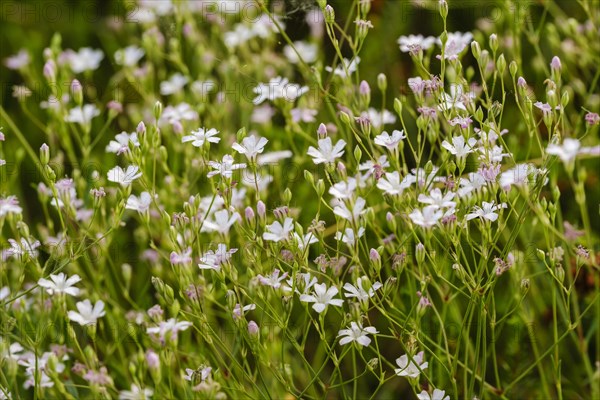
[182,128,220,147]
[68,299,106,326]
[442,135,477,158]
[417,389,450,400]
[546,138,599,165]
[253,76,308,105]
[333,197,367,222]
[409,205,443,228]
[257,269,289,289]
[106,132,140,155]
[107,165,142,186]
[263,217,294,242]
[325,57,361,78]
[198,244,237,271]
[374,130,406,151]
[395,351,428,378]
[201,209,240,234]
[125,192,153,213]
[377,172,416,195]
[160,73,188,96]
[437,31,473,60]
[307,137,347,164]
[343,277,383,303]
[0,195,23,217]
[398,34,436,53]
[439,84,474,111]
[38,273,81,296]
[466,201,507,222]
[118,384,154,400]
[147,318,192,343]
[207,155,246,178]
[232,135,268,161]
[65,104,100,125]
[300,283,344,313]
[418,188,456,210]
[335,227,365,246]
[337,321,379,347]
[66,47,104,73]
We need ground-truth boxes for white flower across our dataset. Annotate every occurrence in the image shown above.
[125,192,153,213]
[292,232,319,250]
[65,104,100,125]
[198,244,237,271]
[184,366,212,382]
[67,47,104,73]
[232,135,268,161]
[337,321,378,347]
[257,150,293,165]
[207,155,246,178]
[291,108,318,123]
[118,384,154,400]
[4,238,41,261]
[546,138,583,164]
[68,299,105,326]
[363,108,397,129]
[38,273,81,296]
[478,145,509,163]
[458,172,487,197]
[325,57,360,78]
[395,351,428,378]
[115,46,145,67]
[333,197,367,222]
[343,277,382,303]
[252,76,308,105]
[442,136,477,158]
[201,209,240,234]
[4,49,30,69]
[307,137,346,164]
[398,34,436,52]
[418,188,456,210]
[284,41,318,63]
[147,318,192,343]
[257,269,289,289]
[377,172,416,195]
[439,84,474,111]
[182,128,220,147]
[437,31,473,60]
[300,283,344,313]
[329,179,357,199]
[0,196,22,217]
[107,165,142,186]
[160,73,188,96]
[233,303,256,319]
[374,130,406,151]
[161,103,198,124]
[409,205,443,228]
[499,163,534,190]
[106,132,140,155]
[466,201,507,222]
[417,389,450,400]
[335,227,365,246]
[263,217,294,242]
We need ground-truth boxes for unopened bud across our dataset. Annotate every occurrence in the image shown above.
[40,143,50,165]
[71,79,83,105]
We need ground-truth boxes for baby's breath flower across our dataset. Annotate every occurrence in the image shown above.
[68,299,106,326]
[182,128,220,147]
[300,282,344,313]
[398,34,436,53]
[38,273,81,296]
[337,321,378,347]
[107,165,142,186]
[395,351,428,378]
[307,137,347,164]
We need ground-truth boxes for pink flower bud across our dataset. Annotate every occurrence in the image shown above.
[145,350,160,369]
[245,206,255,220]
[550,56,561,72]
[137,121,146,135]
[248,320,259,336]
[369,248,380,261]
[257,200,266,218]
[517,77,527,87]
[317,123,327,138]
[359,80,370,95]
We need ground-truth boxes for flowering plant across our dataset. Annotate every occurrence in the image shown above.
[0,0,599,399]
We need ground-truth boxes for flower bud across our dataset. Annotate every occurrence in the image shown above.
[317,123,328,138]
[304,170,314,185]
[40,143,50,165]
[339,111,351,125]
[316,179,325,197]
[416,243,425,264]
[377,73,387,93]
[324,5,335,24]
[248,320,259,337]
[496,54,506,75]
[471,41,481,60]
[353,145,362,162]
[394,97,403,116]
[283,188,292,205]
[245,206,255,221]
[154,101,163,120]
[489,33,498,53]
[257,200,266,218]
[137,121,146,135]
[509,60,518,77]
[439,0,448,19]
[43,60,56,82]
[71,79,83,105]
